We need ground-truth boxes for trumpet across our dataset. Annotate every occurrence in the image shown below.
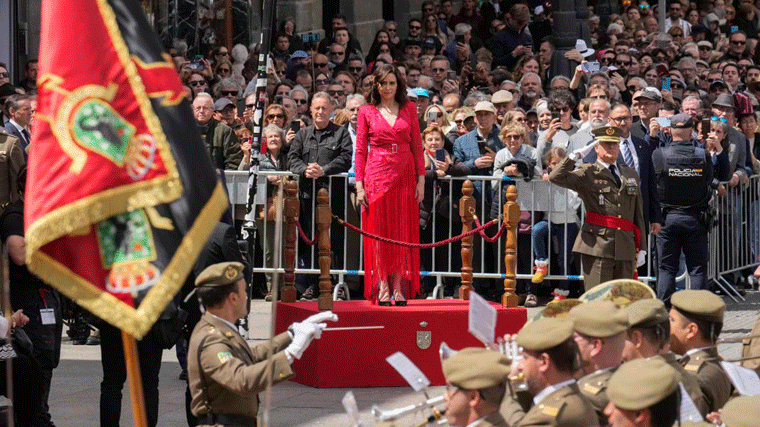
[496,336,528,392]
[371,395,445,422]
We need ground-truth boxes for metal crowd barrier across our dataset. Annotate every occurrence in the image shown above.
[707,174,760,302]
[222,170,756,300]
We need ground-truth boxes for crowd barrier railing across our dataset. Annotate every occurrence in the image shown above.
[223,170,755,301]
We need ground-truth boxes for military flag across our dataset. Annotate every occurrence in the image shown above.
[25,0,228,338]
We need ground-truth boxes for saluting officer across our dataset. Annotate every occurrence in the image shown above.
[569,300,629,425]
[604,357,681,427]
[651,114,714,303]
[442,347,511,427]
[623,298,709,417]
[668,290,732,412]
[0,127,25,215]
[188,262,337,427]
[499,317,599,427]
[549,125,646,290]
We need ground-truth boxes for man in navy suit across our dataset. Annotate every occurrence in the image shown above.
[585,104,662,233]
[3,94,32,158]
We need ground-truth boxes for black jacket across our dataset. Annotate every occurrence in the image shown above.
[287,122,353,196]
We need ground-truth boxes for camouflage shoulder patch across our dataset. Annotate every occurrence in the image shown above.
[217,351,233,363]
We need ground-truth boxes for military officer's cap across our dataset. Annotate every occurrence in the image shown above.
[569,300,628,338]
[517,317,574,351]
[592,126,623,143]
[671,290,725,323]
[607,357,678,410]
[195,262,245,287]
[680,423,715,427]
[721,395,760,427]
[626,299,669,328]
[442,347,509,390]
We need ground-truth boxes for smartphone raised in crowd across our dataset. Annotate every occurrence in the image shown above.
[551,110,561,121]
[447,70,457,80]
[435,148,447,162]
[702,118,711,140]
[582,62,601,73]
[662,77,671,91]
[290,121,301,133]
[427,111,439,121]
[188,54,204,71]
[655,117,671,127]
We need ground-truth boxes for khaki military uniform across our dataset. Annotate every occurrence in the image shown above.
[549,157,645,290]
[474,411,510,427]
[659,352,709,416]
[0,129,25,214]
[500,383,599,427]
[680,347,732,412]
[188,312,294,426]
[741,313,760,376]
[577,368,613,425]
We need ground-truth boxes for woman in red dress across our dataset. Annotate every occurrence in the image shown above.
[355,64,425,306]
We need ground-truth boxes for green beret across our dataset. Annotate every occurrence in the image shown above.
[592,126,623,143]
[442,347,509,390]
[722,395,760,427]
[517,317,574,351]
[607,357,678,410]
[570,300,628,338]
[671,290,725,323]
[195,262,245,288]
[626,299,669,328]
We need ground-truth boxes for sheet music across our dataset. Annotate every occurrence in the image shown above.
[386,352,431,392]
[342,391,361,427]
[720,361,760,396]
[468,291,497,346]
[679,382,703,423]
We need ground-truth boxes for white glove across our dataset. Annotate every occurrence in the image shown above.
[572,141,599,160]
[636,250,647,267]
[303,311,339,326]
[285,322,323,360]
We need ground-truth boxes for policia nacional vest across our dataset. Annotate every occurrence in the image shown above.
[652,141,712,214]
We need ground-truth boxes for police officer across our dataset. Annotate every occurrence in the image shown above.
[651,114,714,303]
[188,262,337,426]
[623,299,709,416]
[668,289,732,412]
[604,357,681,427]
[569,300,629,425]
[549,125,646,290]
[442,348,510,427]
[499,317,599,427]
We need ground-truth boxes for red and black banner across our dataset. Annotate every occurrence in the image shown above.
[25,0,227,338]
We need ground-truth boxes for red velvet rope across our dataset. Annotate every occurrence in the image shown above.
[473,217,507,242]
[295,221,318,246]
[334,215,502,249]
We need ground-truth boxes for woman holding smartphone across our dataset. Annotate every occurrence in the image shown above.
[355,64,425,306]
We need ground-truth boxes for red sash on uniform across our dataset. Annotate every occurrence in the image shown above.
[585,211,641,252]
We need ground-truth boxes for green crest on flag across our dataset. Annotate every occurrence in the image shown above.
[97,210,156,267]
[73,99,135,165]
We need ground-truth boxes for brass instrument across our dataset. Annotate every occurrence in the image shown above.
[371,395,445,422]
[717,334,760,344]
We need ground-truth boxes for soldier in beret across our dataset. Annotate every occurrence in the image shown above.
[622,298,709,416]
[499,317,599,427]
[442,347,510,427]
[188,262,338,427]
[570,300,629,425]
[549,125,646,290]
[604,357,680,427]
[668,289,732,412]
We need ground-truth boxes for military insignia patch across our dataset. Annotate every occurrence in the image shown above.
[217,352,233,363]
[606,127,615,136]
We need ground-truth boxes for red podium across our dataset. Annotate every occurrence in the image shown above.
[275,300,527,388]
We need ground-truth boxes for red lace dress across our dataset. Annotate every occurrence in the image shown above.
[355,102,425,303]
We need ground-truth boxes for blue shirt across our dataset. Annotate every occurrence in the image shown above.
[453,125,503,199]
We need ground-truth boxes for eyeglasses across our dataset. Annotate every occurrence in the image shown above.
[189,80,207,87]
[732,40,747,45]
[699,46,712,51]
[639,4,649,8]
[193,106,213,112]
[707,78,717,83]
[245,104,256,109]
[294,98,308,104]
[616,61,631,66]
[555,106,571,112]
[317,79,332,85]
[410,25,422,30]
[328,90,345,96]
[221,90,238,96]
[711,116,728,123]
[267,113,285,120]
[610,115,632,122]
[330,51,345,56]
[315,62,329,67]
[432,68,447,73]
[387,28,397,32]
[349,66,363,72]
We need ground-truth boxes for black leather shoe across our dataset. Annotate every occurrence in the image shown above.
[378,301,391,306]
[394,300,407,306]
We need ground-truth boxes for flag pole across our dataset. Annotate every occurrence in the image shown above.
[2,244,13,427]
[121,330,148,427]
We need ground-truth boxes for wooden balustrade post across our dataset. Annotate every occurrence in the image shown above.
[281,179,298,302]
[459,180,476,300]
[502,185,519,307]
[316,188,334,310]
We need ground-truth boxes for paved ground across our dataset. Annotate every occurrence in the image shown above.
[47,291,760,427]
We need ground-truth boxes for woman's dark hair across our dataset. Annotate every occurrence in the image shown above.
[366,41,396,64]
[367,63,408,106]
[278,18,296,34]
